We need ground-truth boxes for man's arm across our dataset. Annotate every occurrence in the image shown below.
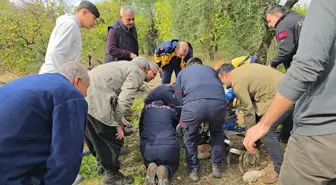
[107,28,133,59]
[269,26,296,68]
[46,22,77,70]
[115,70,144,125]
[244,0,336,154]
[232,83,256,129]
[174,73,183,106]
[44,99,88,185]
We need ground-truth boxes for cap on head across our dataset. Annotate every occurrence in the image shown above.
[77,1,100,18]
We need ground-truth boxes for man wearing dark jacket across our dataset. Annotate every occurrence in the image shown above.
[0,62,89,185]
[139,98,180,185]
[175,58,226,182]
[266,5,304,70]
[104,5,138,62]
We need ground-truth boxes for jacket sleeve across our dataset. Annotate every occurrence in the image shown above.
[107,28,131,59]
[174,72,183,106]
[233,83,256,129]
[115,70,144,125]
[44,99,88,185]
[279,0,336,101]
[45,22,78,71]
[269,25,296,68]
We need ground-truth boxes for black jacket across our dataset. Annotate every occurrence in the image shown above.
[104,19,138,62]
[270,10,304,70]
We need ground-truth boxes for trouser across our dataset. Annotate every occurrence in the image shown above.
[180,99,226,169]
[141,143,180,178]
[263,109,293,174]
[280,112,293,143]
[161,61,181,84]
[279,133,336,185]
[84,114,124,173]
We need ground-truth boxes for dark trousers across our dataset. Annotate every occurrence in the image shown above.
[141,144,180,178]
[161,61,181,84]
[263,109,293,174]
[181,99,226,169]
[84,114,124,173]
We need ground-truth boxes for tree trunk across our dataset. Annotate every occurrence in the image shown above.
[256,0,298,64]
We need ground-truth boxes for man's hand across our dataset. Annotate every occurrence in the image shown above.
[243,123,271,154]
[130,53,137,59]
[116,126,124,140]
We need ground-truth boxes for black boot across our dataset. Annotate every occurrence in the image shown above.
[102,171,134,185]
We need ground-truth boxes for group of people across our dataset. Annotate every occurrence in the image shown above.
[1,1,336,185]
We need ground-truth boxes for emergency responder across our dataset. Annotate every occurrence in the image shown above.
[175,57,226,182]
[154,39,193,84]
[140,97,180,185]
[217,63,293,184]
[266,5,304,70]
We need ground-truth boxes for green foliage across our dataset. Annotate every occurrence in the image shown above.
[1,0,308,73]
[79,154,101,180]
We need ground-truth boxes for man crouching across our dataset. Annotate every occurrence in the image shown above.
[140,85,180,185]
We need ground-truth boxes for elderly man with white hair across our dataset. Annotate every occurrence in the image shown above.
[84,56,152,185]
[0,62,90,185]
[104,5,138,62]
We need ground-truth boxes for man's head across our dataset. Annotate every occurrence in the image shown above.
[265,5,286,29]
[76,1,100,29]
[145,61,159,82]
[132,56,150,76]
[217,63,235,86]
[58,62,90,97]
[186,57,203,67]
[120,5,135,30]
[175,41,189,59]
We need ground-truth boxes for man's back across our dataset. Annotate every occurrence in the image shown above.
[231,63,284,115]
[140,104,179,146]
[0,73,87,184]
[175,64,225,104]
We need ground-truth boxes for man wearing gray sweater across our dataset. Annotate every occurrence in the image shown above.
[243,0,336,184]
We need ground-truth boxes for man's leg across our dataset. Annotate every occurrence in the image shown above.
[263,109,293,176]
[280,111,293,143]
[173,62,182,78]
[87,115,133,185]
[181,101,203,181]
[161,63,174,84]
[208,100,226,178]
[279,133,336,185]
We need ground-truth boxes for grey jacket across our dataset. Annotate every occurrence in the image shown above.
[278,0,336,136]
[86,58,147,127]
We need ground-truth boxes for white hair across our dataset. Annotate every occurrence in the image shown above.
[148,61,159,70]
[57,62,89,83]
[132,56,150,71]
[120,5,134,16]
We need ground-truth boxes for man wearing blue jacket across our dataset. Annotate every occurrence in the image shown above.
[139,99,180,185]
[175,57,226,181]
[0,62,90,185]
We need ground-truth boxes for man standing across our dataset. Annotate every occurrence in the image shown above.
[154,40,193,84]
[244,1,336,184]
[175,57,226,182]
[84,57,151,185]
[217,63,293,184]
[39,1,100,74]
[265,5,304,70]
[0,62,90,185]
[105,5,138,62]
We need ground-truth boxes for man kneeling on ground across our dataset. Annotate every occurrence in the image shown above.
[140,85,180,185]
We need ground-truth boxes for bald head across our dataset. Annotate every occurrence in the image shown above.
[176,41,189,59]
[57,62,90,97]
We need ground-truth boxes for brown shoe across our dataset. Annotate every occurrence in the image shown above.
[262,170,278,184]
